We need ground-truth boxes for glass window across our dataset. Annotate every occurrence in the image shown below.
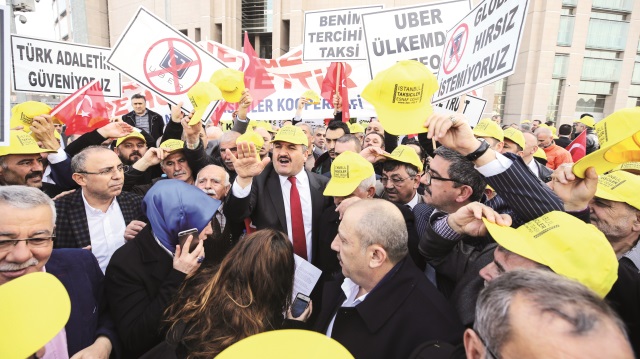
[632,63,640,84]
[562,0,577,7]
[553,55,569,78]
[629,85,640,97]
[493,78,507,117]
[242,0,274,33]
[581,58,622,82]
[547,79,564,122]
[579,81,613,95]
[557,15,575,46]
[561,8,575,16]
[586,18,629,50]
[592,0,633,13]
[626,97,640,108]
[590,12,627,21]
[576,94,606,113]
[584,50,619,59]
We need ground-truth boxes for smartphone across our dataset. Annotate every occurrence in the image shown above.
[291,293,310,318]
[177,228,199,252]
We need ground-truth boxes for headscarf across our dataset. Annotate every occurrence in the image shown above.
[142,179,221,253]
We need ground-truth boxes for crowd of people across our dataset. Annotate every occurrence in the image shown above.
[1,80,639,359]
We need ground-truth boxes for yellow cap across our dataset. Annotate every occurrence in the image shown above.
[575,116,596,128]
[115,131,146,147]
[521,119,531,124]
[10,101,52,132]
[595,170,640,210]
[533,147,547,160]
[503,127,525,149]
[382,145,423,172]
[324,152,375,197]
[210,68,245,103]
[0,272,71,359]
[484,211,618,298]
[271,125,308,146]
[615,161,640,175]
[0,131,57,156]
[187,82,223,125]
[573,107,640,177]
[473,119,504,142]
[361,60,438,136]
[159,139,185,153]
[217,329,353,359]
[348,122,365,134]
[302,89,321,105]
[255,121,277,133]
[237,127,264,154]
[54,130,61,140]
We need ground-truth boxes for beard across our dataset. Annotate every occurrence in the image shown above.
[118,151,142,166]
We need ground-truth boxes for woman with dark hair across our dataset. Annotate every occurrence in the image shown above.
[105,180,221,358]
[159,229,311,358]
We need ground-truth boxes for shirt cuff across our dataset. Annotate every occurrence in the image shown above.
[47,147,68,164]
[231,180,252,198]
[432,215,464,241]
[475,152,513,177]
[293,115,302,122]
[235,114,248,123]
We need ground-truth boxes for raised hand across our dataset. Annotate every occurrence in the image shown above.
[447,202,512,237]
[237,89,253,120]
[30,115,60,151]
[97,121,134,139]
[230,141,271,187]
[549,164,597,211]
[423,113,478,155]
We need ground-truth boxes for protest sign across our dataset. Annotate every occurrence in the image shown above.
[303,5,383,61]
[0,4,8,146]
[107,6,227,118]
[362,0,471,78]
[433,0,530,103]
[10,35,121,98]
[433,93,486,127]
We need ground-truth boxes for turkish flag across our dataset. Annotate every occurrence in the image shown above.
[567,130,587,162]
[51,80,109,135]
[321,62,350,122]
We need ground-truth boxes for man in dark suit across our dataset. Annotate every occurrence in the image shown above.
[55,146,143,272]
[313,199,463,359]
[122,93,165,144]
[225,125,332,265]
[0,186,118,358]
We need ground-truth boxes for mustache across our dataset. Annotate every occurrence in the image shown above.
[130,151,142,158]
[0,257,39,272]
[277,155,291,161]
[26,171,43,180]
[203,189,217,197]
[173,171,187,177]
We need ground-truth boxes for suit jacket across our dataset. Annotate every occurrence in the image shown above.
[54,190,143,248]
[46,249,120,358]
[122,109,165,144]
[224,163,332,265]
[312,258,463,359]
[104,226,187,358]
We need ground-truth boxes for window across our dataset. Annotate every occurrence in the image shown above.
[626,97,640,108]
[242,0,273,33]
[629,85,640,97]
[562,0,577,6]
[215,24,222,43]
[581,58,622,82]
[579,81,613,95]
[585,18,629,50]
[557,15,575,46]
[553,54,569,78]
[592,0,633,13]
[493,78,507,117]
[632,63,640,84]
[547,79,564,122]
[584,50,619,59]
[576,94,606,113]
[179,29,188,37]
[195,28,201,42]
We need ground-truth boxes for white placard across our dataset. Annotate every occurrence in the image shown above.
[303,5,383,62]
[362,0,471,78]
[433,0,530,103]
[10,35,122,97]
[433,94,487,127]
[293,254,322,300]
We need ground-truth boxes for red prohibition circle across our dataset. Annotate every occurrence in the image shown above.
[143,38,202,95]
[443,23,469,75]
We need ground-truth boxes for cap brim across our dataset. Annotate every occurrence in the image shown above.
[323,180,360,197]
[594,186,626,204]
[483,219,548,266]
[376,104,432,136]
[573,136,640,178]
[189,108,206,126]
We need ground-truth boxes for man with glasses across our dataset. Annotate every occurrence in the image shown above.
[380,145,424,209]
[54,146,143,272]
[0,186,119,358]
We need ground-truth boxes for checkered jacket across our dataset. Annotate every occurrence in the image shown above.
[54,190,143,249]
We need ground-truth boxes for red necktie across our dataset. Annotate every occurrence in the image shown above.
[288,176,307,260]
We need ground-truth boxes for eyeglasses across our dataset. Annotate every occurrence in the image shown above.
[77,164,128,176]
[423,168,468,186]
[380,175,415,186]
[475,330,501,359]
[0,236,55,253]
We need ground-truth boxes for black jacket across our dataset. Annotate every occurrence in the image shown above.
[122,109,165,144]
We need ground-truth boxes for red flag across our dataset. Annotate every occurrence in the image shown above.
[242,31,276,113]
[321,62,350,122]
[51,80,109,136]
[567,130,587,162]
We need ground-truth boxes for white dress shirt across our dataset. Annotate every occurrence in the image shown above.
[232,169,314,261]
[526,157,542,179]
[82,191,127,272]
[43,147,69,185]
[326,278,369,337]
[405,192,420,209]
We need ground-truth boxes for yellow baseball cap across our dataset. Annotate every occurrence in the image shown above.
[361,60,438,136]
[115,131,146,147]
[237,127,264,151]
[473,119,504,142]
[159,139,185,153]
[349,122,365,134]
[0,272,71,359]
[10,101,52,132]
[575,116,596,128]
[210,68,245,103]
[382,145,424,172]
[521,119,531,124]
[573,107,640,177]
[217,329,353,359]
[614,161,640,175]
[533,147,547,160]
[595,170,640,210]
[503,127,525,149]
[255,121,277,134]
[187,82,223,125]
[271,125,308,146]
[324,152,375,197]
[484,211,618,298]
[0,131,57,156]
[302,89,321,105]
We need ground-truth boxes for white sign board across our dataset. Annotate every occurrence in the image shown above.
[0,4,8,145]
[303,5,383,61]
[433,0,530,103]
[433,94,487,127]
[362,0,471,78]
[10,35,122,98]
[107,7,227,116]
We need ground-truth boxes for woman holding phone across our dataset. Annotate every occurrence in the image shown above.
[150,229,312,358]
[105,180,221,358]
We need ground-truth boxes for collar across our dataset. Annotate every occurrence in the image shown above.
[405,192,420,209]
[81,190,117,215]
[622,240,640,271]
[340,277,369,305]
[278,169,308,186]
